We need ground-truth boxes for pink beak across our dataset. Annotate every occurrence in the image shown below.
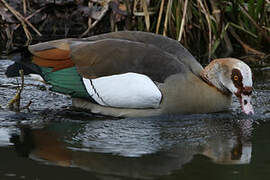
[239,94,254,115]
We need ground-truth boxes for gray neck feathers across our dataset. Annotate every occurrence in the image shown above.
[200,61,231,95]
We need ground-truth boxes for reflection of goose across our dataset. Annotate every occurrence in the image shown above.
[10,117,253,179]
[201,118,253,165]
[201,137,252,165]
[0,127,13,147]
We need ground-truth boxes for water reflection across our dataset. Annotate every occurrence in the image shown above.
[0,127,13,147]
[10,116,253,179]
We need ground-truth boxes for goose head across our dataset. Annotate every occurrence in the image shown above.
[201,58,254,115]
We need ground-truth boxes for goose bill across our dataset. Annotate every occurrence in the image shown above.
[240,94,254,115]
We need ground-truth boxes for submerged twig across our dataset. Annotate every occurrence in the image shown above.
[7,69,32,112]
[8,70,24,111]
[21,100,32,112]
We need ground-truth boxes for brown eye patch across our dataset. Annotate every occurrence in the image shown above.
[231,68,243,88]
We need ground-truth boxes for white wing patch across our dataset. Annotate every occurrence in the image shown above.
[82,73,162,109]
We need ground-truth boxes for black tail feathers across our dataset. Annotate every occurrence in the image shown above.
[5,62,42,77]
[5,47,42,77]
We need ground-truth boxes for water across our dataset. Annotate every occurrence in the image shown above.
[0,59,270,180]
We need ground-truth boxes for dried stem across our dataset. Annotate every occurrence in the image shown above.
[15,6,46,30]
[2,0,42,39]
[163,0,172,36]
[80,2,108,37]
[239,5,270,43]
[178,0,188,41]
[198,0,212,59]
[155,0,164,34]
[229,27,265,57]
[80,17,92,38]
[142,0,150,31]
[23,0,27,16]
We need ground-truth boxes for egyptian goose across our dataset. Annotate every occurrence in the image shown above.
[6,31,254,117]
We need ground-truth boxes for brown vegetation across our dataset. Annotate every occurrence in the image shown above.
[0,0,269,63]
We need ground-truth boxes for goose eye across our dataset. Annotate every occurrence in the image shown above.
[234,75,239,81]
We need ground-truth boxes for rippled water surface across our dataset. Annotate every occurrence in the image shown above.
[0,59,270,180]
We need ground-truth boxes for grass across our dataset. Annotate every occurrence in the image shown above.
[130,0,269,62]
